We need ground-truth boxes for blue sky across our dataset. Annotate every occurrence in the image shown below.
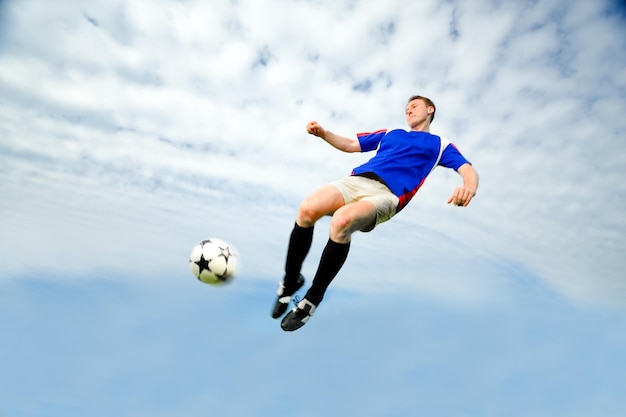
[1,0,625,416]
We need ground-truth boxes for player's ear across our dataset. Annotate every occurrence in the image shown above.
[427,105,435,121]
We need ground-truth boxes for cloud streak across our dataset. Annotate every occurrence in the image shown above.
[1,0,625,308]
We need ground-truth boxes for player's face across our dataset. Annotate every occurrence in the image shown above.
[405,99,431,128]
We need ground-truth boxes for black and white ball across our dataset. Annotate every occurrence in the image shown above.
[189,238,238,285]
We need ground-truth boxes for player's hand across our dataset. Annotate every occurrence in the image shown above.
[306,121,326,138]
[447,186,476,207]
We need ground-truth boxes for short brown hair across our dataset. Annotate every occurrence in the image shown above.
[407,95,436,123]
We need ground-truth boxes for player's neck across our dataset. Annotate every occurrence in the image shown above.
[410,121,430,132]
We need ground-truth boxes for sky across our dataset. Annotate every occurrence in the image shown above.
[1,0,625,416]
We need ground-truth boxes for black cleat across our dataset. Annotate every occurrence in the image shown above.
[271,274,305,319]
[281,298,316,332]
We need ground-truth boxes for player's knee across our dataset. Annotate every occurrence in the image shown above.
[297,200,320,226]
[329,211,353,240]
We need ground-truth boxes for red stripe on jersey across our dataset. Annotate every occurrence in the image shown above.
[397,178,427,212]
[357,129,387,138]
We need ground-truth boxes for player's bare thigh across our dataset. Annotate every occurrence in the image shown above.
[330,199,377,243]
[296,185,345,227]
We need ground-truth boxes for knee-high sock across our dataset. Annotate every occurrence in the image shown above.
[304,239,350,306]
[284,223,314,291]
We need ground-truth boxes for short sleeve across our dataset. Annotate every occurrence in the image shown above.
[357,129,387,152]
[439,143,470,170]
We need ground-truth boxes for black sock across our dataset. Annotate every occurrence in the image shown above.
[304,239,351,306]
[284,223,314,291]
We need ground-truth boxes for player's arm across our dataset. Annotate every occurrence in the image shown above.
[306,121,361,153]
[447,163,479,207]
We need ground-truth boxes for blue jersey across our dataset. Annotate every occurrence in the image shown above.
[353,129,470,211]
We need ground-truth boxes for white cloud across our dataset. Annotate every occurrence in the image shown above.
[1,0,625,307]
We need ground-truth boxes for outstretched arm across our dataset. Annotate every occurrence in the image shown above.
[448,163,478,207]
[306,121,361,153]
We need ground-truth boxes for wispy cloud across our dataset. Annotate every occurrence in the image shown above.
[1,0,625,308]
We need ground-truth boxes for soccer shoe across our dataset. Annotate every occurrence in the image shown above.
[271,274,305,319]
[281,298,316,332]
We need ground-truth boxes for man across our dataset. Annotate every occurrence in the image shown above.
[273,95,479,331]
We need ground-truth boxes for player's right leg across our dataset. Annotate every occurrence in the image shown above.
[281,179,398,331]
[272,185,345,319]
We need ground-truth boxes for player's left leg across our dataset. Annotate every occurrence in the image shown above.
[328,199,378,243]
[304,199,377,303]
[281,200,377,331]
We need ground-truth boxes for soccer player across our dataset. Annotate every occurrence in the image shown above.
[273,95,479,331]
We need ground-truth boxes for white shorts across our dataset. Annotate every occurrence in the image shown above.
[330,175,400,232]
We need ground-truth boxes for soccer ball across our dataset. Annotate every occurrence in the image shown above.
[189,238,238,285]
